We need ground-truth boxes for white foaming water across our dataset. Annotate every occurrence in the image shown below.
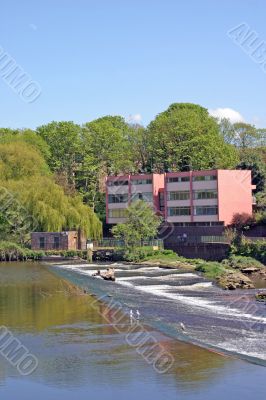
[133,284,266,324]
[118,276,149,281]
[176,282,214,290]
[154,273,199,280]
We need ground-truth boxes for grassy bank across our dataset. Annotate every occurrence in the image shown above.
[0,241,89,262]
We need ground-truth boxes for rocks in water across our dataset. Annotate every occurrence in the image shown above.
[217,271,254,290]
[92,268,116,281]
[255,291,266,302]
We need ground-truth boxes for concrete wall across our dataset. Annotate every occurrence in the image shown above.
[218,170,253,225]
[164,242,229,261]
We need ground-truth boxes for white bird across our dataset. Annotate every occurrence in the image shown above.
[180,322,186,331]
[130,310,134,318]
[136,310,140,319]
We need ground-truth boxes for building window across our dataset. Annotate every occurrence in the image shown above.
[108,194,128,203]
[193,175,217,182]
[53,236,60,249]
[168,207,191,216]
[194,206,218,216]
[107,180,128,186]
[193,190,217,200]
[167,191,190,201]
[167,176,190,183]
[131,192,153,202]
[131,178,152,185]
[108,209,127,218]
[159,191,164,212]
[39,237,45,249]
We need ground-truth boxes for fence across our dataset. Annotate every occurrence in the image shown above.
[93,238,164,249]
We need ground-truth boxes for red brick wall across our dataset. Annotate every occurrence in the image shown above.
[31,231,86,251]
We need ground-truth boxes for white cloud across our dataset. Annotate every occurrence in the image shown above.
[127,114,142,124]
[209,107,245,123]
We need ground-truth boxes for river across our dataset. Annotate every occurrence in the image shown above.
[0,261,265,400]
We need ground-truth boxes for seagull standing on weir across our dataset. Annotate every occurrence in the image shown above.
[180,322,186,331]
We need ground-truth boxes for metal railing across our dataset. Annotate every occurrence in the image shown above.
[93,238,164,249]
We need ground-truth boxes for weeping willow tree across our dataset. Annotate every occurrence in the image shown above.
[0,141,102,243]
[2,177,102,243]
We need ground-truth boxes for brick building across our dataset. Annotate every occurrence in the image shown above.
[31,231,87,251]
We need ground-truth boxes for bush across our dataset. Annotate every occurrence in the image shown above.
[231,238,266,264]
[0,241,44,261]
[195,261,226,278]
[223,254,264,269]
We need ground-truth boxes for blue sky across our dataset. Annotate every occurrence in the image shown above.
[0,0,266,128]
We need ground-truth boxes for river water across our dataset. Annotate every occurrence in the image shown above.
[0,261,265,400]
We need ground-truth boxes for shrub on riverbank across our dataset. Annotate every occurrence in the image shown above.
[0,241,44,261]
[121,247,178,262]
[222,255,265,270]
[231,238,266,264]
[195,261,226,278]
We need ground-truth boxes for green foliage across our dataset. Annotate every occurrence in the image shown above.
[195,261,226,278]
[0,142,50,180]
[3,177,102,241]
[121,247,177,262]
[112,200,161,247]
[223,254,264,269]
[36,121,82,188]
[147,103,238,172]
[232,238,266,264]
[0,128,50,161]
[0,241,44,261]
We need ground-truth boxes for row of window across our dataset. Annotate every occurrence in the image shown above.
[167,190,217,201]
[107,178,152,187]
[167,175,217,183]
[109,190,217,203]
[107,175,217,187]
[168,206,218,217]
[108,206,218,218]
[108,192,153,203]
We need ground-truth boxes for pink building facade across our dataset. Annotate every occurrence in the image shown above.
[106,170,255,226]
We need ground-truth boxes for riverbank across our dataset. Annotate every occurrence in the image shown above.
[129,251,266,290]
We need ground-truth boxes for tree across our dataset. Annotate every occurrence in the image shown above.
[0,128,50,161]
[111,201,161,247]
[1,177,102,244]
[126,124,150,172]
[77,116,135,211]
[0,142,50,180]
[219,120,262,149]
[147,103,238,172]
[237,148,266,193]
[36,121,83,189]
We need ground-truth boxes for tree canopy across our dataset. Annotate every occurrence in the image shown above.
[146,103,238,171]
